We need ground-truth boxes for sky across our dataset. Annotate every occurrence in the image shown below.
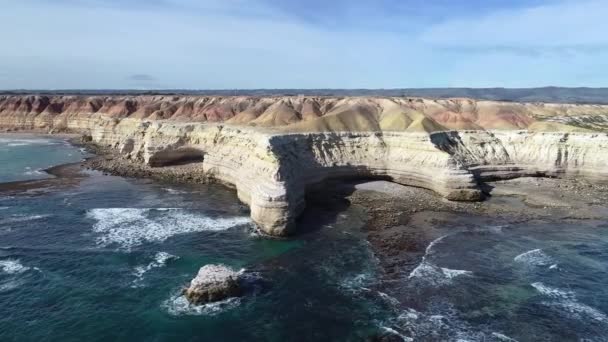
[0,0,607,89]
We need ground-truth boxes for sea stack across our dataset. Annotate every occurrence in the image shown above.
[184,264,242,305]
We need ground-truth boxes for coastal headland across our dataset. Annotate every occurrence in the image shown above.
[1,94,607,236]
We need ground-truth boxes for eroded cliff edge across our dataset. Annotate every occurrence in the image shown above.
[1,95,607,236]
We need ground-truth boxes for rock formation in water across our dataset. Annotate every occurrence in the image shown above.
[1,95,607,236]
[184,265,242,305]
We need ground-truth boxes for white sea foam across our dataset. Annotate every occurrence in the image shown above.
[0,259,35,274]
[162,292,241,316]
[379,326,413,342]
[487,225,508,234]
[532,282,608,324]
[408,235,472,286]
[163,188,188,194]
[340,272,373,293]
[425,235,449,254]
[23,167,45,177]
[514,249,554,267]
[531,282,575,300]
[409,261,473,286]
[0,214,51,225]
[0,138,57,147]
[491,332,519,341]
[0,207,9,210]
[87,208,251,249]
[0,279,25,292]
[378,291,400,306]
[132,252,179,287]
[394,306,504,341]
[547,301,608,323]
[442,268,473,279]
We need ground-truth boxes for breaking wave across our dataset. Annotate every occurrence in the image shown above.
[514,249,555,267]
[162,292,241,316]
[87,208,251,249]
[0,259,33,274]
[340,272,374,293]
[532,282,608,324]
[0,214,51,225]
[131,252,179,287]
[163,188,188,195]
[23,167,46,177]
[408,235,472,286]
[0,138,59,147]
[388,305,519,342]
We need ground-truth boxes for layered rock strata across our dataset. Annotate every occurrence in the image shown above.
[1,95,607,236]
[2,95,608,133]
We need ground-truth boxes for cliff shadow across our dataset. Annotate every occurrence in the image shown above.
[295,176,392,235]
[148,147,205,167]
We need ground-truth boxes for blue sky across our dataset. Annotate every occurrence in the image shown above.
[0,0,606,89]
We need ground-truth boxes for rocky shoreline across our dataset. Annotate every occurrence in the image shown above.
[81,136,607,291]
[3,132,608,340]
[5,135,608,275]
[341,176,608,299]
[47,139,608,283]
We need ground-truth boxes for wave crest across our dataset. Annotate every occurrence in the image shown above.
[132,252,179,287]
[514,249,554,267]
[162,292,241,316]
[87,208,251,249]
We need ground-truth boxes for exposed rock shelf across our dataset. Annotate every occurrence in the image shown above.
[1,95,607,236]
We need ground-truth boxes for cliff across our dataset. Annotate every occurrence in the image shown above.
[2,95,607,133]
[1,95,607,236]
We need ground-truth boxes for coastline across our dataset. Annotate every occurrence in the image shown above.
[343,176,608,292]
[3,132,608,340]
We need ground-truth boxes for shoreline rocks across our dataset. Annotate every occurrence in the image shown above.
[1,97,608,236]
[183,265,243,305]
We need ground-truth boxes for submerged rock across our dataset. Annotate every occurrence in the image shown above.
[184,264,242,305]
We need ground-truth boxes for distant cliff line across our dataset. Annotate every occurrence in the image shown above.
[3,87,608,104]
[2,94,608,134]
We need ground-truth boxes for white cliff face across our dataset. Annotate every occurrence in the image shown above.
[1,113,607,236]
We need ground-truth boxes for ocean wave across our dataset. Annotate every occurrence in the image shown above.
[378,326,413,342]
[0,278,26,293]
[532,282,608,324]
[378,291,400,306]
[87,208,251,249]
[392,306,517,342]
[0,259,37,274]
[162,292,241,316]
[546,301,608,324]
[340,272,374,293]
[0,207,9,210]
[132,252,179,287]
[514,249,555,268]
[491,332,519,341]
[0,138,58,147]
[163,188,188,194]
[23,167,46,177]
[408,261,473,286]
[531,282,575,300]
[408,235,472,286]
[0,214,52,225]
